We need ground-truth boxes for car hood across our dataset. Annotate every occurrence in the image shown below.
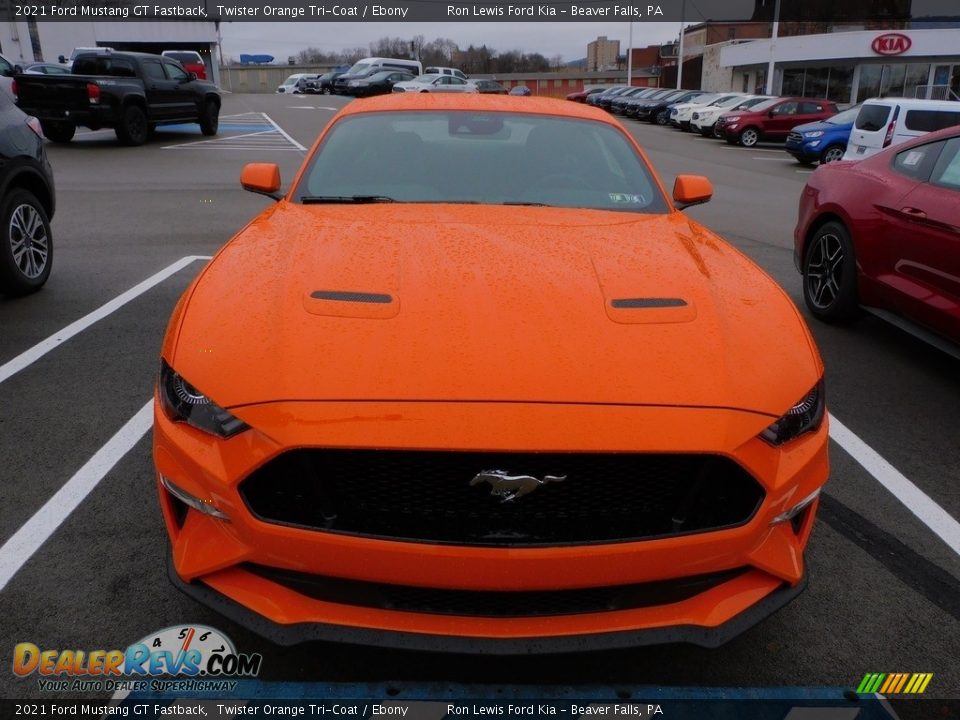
[172,204,820,415]
[792,119,853,134]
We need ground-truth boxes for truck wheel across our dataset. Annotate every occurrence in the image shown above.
[115,105,148,146]
[199,99,219,136]
[0,189,53,296]
[40,121,75,144]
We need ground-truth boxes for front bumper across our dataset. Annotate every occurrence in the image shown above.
[155,399,828,650]
[785,140,820,162]
[169,554,809,653]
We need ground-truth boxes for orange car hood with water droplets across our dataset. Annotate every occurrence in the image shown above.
[171,203,820,416]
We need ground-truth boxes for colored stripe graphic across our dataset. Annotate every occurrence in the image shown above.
[859,673,933,695]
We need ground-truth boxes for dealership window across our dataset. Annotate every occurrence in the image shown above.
[857,65,882,102]
[859,63,931,101]
[779,65,854,102]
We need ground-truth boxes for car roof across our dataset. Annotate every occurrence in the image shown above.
[336,93,621,126]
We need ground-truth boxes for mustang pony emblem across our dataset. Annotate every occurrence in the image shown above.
[469,470,567,502]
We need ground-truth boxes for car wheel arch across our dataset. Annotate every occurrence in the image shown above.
[0,166,54,221]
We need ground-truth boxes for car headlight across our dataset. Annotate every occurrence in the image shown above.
[158,359,249,438]
[760,380,825,446]
[804,131,825,138]
[725,115,741,122]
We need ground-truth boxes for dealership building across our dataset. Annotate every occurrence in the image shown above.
[0,21,220,84]
[717,26,960,104]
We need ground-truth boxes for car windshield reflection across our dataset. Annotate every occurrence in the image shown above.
[295,111,667,214]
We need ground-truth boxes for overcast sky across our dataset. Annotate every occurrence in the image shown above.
[219,22,683,63]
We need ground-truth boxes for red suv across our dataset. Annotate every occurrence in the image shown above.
[718,97,838,147]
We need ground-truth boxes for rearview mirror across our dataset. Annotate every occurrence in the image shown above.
[241,163,282,201]
[673,175,713,210]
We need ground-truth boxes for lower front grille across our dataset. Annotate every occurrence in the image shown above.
[246,564,749,617]
[787,132,803,144]
[239,450,764,546]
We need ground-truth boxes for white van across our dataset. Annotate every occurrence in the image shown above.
[844,98,960,160]
[425,66,468,81]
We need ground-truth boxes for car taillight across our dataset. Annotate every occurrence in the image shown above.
[25,116,43,139]
[87,82,100,104]
[883,120,896,147]
[10,78,17,99]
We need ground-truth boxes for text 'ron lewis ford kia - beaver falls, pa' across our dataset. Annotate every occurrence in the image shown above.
[153,94,828,653]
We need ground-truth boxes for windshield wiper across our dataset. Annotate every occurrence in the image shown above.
[502,201,552,207]
[301,195,395,204]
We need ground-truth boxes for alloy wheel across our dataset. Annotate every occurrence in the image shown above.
[805,232,844,310]
[9,203,49,280]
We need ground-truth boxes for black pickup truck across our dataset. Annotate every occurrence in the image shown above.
[14,51,221,146]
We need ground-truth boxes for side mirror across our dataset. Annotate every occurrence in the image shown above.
[58,55,67,64]
[241,163,282,201]
[673,175,713,210]
[13,65,23,75]
[188,71,198,81]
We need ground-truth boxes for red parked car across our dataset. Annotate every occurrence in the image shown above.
[794,124,960,348]
[567,87,607,103]
[717,97,838,147]
[161,51,207,80]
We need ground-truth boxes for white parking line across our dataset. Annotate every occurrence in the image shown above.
[830,413,960,557]
[0,256,210,386]
[264,112,308,152]
[752,156,794,161]
[0,400,153,591]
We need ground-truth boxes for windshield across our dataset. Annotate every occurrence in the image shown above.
[711,95,744,107]
[346,61,373,75]
[294,112,668,214]
[282,76,301,85]
[411,75,437,84]
[687,93,721,105]
[742,98,778,112]
[826,106,861,125]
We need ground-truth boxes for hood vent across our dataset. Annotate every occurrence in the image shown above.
[611,297,688,309]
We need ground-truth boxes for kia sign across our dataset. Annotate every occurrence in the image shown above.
[871,33,912,56]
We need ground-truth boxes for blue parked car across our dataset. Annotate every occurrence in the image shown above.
[785,105,860,166]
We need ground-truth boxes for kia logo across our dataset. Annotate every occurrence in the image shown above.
[871,33,912,56]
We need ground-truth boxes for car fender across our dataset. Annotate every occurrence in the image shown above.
[0,158,55,220]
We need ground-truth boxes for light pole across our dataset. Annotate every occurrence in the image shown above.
[627,21,633,85]
[765,0,781,95]
[676,0,686,89]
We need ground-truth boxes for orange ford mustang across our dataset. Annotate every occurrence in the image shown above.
[154,94,828,653]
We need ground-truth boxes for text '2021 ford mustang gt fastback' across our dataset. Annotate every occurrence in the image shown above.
[154,94,829,653]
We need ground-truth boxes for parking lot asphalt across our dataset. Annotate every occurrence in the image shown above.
[1,93,958,701]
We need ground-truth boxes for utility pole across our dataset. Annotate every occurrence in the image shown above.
[765,0,781,95]
[676,0,686,89]
[627,21,633,85]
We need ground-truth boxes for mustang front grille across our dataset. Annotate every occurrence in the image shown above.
[245,564,750,617]
[239,450,764,546]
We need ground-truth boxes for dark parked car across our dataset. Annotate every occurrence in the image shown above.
[609,87,656,115]
[316,71,345,94]
[345,70,414,97]
[586,85,628,107]
[627,89,686,121]
[620,88,675,118]
[508,86,532,96]
[14,51,221,146]
[473,80,508,94]
[718,97,838,147]
[794,124,960,348]
[0,92,55,296]
[645,90,707,125]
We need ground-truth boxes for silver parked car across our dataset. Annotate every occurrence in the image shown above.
[392,75,478,94]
